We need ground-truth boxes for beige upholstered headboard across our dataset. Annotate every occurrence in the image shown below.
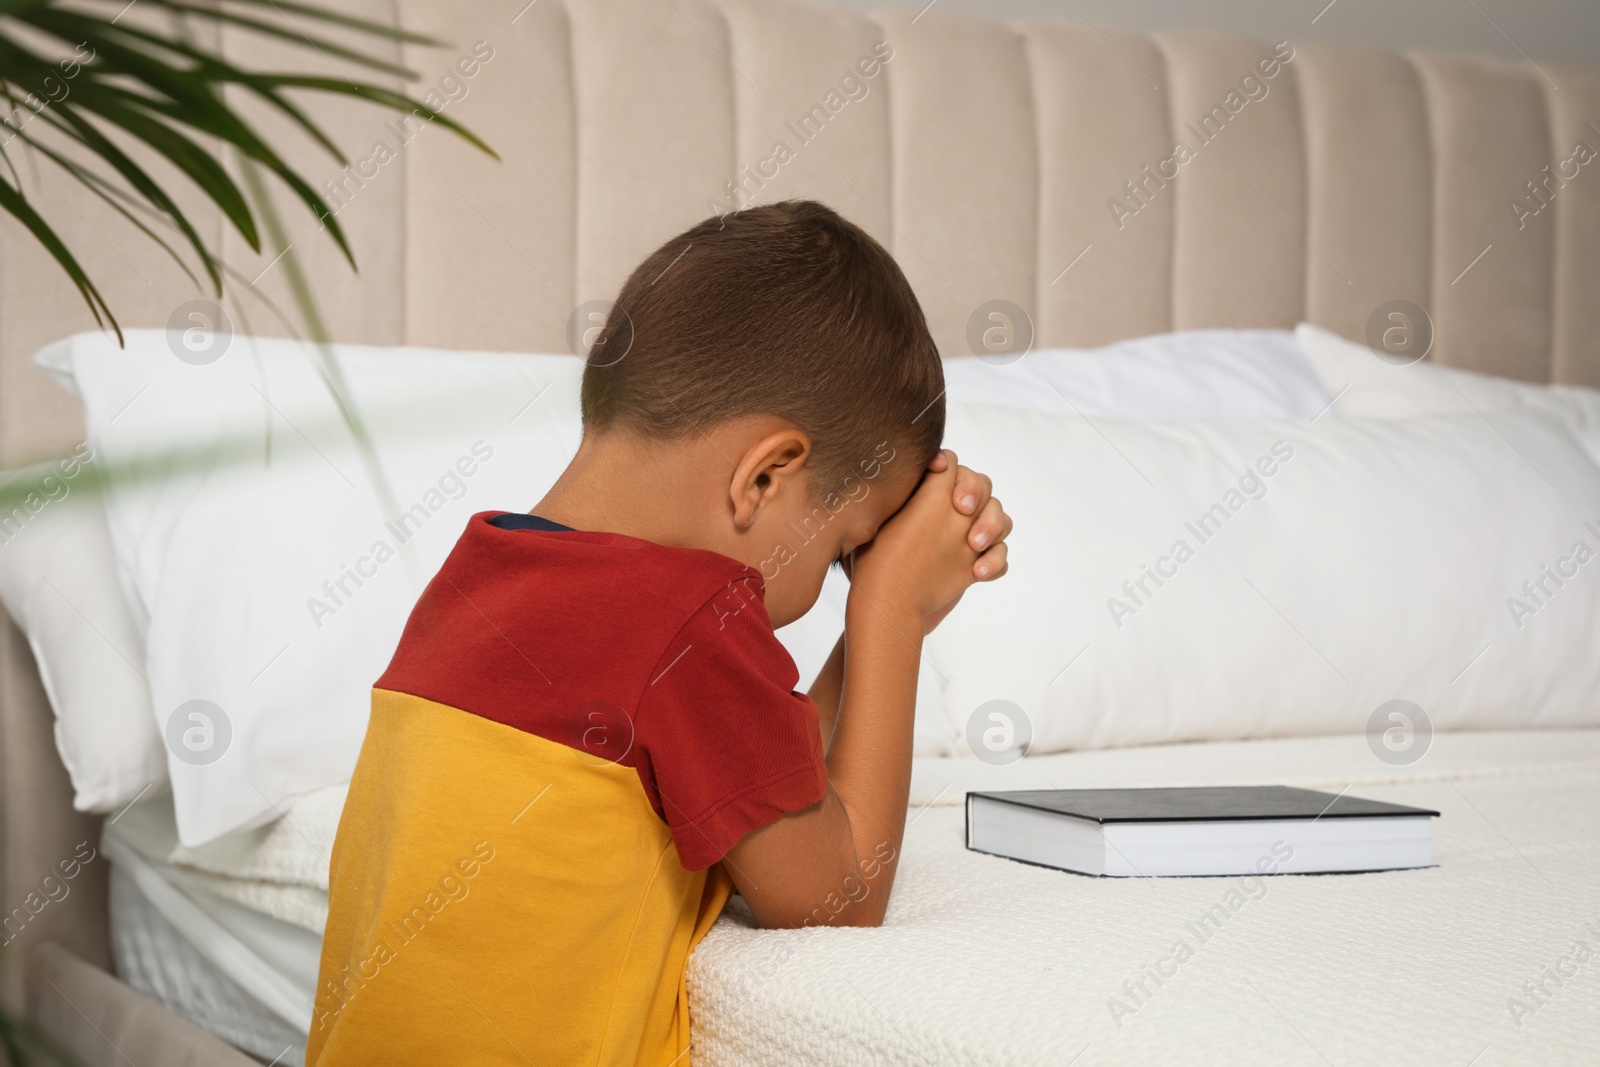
[1,0,1597,1004]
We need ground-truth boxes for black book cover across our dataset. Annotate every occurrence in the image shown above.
[966,786,1440,829]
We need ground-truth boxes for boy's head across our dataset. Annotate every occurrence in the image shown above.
[574,200,944,625]
[581,200,943,494]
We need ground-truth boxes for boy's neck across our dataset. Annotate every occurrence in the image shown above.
[531,426,739,557]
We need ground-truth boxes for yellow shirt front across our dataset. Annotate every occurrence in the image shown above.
[309,691,732,1065]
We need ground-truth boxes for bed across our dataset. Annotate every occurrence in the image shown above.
[2,0,1598,1063]
[696,732,1600,1065]
[87,732,1600,1065]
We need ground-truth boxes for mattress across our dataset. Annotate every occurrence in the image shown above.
[102,791,322,1066]
[694,730,1600,1066]
[104,730,1600,1065]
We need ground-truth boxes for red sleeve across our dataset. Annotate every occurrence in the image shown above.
[632,574,830,871]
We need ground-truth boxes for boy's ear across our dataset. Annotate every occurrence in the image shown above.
[730,428,812,528]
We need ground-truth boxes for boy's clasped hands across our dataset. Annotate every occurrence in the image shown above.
[847,449,1012,637]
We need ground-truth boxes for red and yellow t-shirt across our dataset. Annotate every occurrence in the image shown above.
[307,512,829,1066]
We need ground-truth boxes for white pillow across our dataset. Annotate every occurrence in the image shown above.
[26,323,1334,830]
[40,330,588,846]
[946,329,1330,419]
[921,402,1600,757]
[1295,322,1600,461]
[38,329,945,831]
[783,330,1329,754]
[0,447,166,811]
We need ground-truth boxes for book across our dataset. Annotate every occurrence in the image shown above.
[965,786,1439,877]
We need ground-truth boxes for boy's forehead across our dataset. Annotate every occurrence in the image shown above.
[861,456,925,520]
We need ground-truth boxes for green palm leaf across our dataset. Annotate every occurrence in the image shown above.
[0,0,498,706]
[0,0,493,335]
[0,169,117,340]
[5,124,205,291]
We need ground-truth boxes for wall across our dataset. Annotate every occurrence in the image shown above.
[840,0,1600,65]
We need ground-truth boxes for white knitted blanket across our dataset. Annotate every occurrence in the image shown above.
[166,784,347,932]
[689,730,1600,1066]
[141,731,1600,1063]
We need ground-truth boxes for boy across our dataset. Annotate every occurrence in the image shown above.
[308,201,1011,1065]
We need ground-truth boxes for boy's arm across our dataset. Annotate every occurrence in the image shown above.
[807,635,846,753]
[727,454,1010,928]
[728,604,920,928]
[807,463,1005,754]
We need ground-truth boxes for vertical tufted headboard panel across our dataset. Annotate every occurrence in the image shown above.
[0,0,1596,996]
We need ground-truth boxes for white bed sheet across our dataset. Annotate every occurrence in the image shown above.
[110,866,308,1065]
[102,791,321,1065]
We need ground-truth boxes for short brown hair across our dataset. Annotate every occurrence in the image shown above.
[579,200,944,493]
